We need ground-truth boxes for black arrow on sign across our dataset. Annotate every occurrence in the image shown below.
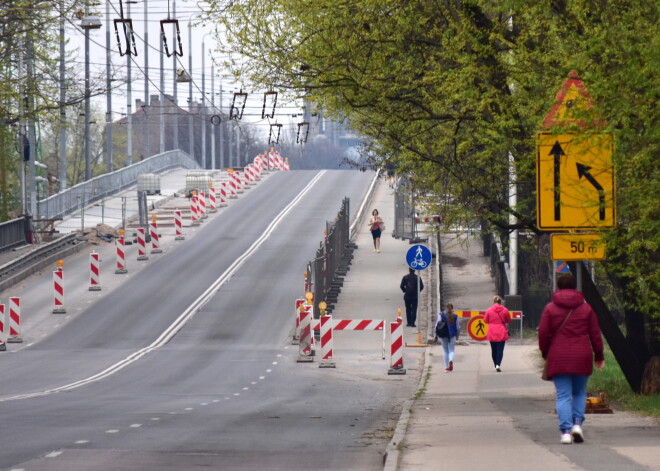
[576,163,606,220]
[549,141,565,221]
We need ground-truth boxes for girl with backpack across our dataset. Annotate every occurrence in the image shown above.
[434,303,460,372]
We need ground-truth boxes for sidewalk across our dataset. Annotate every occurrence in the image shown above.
[390,234,660,470]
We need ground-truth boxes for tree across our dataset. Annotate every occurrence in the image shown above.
[205,0,658,392]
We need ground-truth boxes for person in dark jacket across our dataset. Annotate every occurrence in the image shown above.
[483,295,511,372]
[400,268,424,327]
[538,273,605,445]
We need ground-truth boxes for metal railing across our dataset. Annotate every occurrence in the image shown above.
[36,150,200,221]
[307,197,353,313]
[0,218,29,251]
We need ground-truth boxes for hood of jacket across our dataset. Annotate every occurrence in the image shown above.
[490,304,509,317]
[551,289,585,309]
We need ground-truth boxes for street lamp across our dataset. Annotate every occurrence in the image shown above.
[80,11,102,182]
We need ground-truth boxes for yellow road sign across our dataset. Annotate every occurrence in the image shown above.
[550,233,607,261]
[537,132,615,230]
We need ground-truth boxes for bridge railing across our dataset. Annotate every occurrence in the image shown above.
[37,150,200,221]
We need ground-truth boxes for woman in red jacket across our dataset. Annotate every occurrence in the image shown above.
[539,273,605,445]
[483,295,511,372]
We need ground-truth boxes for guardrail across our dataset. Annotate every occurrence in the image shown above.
[0,218,28,252]
[0,233,88,293]
[37,150,200,221]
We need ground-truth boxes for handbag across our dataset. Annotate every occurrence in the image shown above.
[379,221,386,231]
[541,308,574,381]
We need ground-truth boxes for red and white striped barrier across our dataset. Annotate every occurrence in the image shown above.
[388,321,406,374]
[228,177,238,199]
[7,297,22,343]
[276,155,283,170]
[319,315,335,368]
[174,210,185,240]
[297,304,313,363]
[150,221,162,254]
[218,182,228,206]
[89,252,101,291]
[283,158,290,171]
[292,299,306,343]
[268,152,275,170]
[231,172,243,193]
[190,195,200,225]
[115,235,128,274]
[454,310,523,319]
[198,191,207,219]
[310,318,386,360]
[53,267,66,314]
[0,304,6,349]
[137,228,148,260]
[208,186,217,212]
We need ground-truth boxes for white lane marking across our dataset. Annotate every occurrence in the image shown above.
[0,171,326,403]
[130,424,142,428]
[45,451,62,458]
[259,376,265,380]
[74,440,89,444]
[266,369,272,373]
[106,430,119,434]
[151,417,160,421]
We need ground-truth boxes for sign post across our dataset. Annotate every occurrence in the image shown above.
[405,244,432,347]
[536,71,616,289]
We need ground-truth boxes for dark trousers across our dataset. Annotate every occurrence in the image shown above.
[403,295,418,326]
[490,341,506,366]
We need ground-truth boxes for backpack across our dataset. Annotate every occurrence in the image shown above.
[435,313,450,338]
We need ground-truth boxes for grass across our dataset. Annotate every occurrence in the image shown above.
[588,347,660,418]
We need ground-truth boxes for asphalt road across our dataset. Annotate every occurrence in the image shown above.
[0,170,416,470]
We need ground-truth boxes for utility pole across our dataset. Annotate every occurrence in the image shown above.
[59,0,67,190]
[143,0,150,159]
[105,0,113,173]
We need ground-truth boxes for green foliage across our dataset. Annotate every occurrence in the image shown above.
[204,0,659,330]
[589,348,660,417]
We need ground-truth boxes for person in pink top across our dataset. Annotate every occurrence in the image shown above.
[483,295,511,372]
[539,273,605,445]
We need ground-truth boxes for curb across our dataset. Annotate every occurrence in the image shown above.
[383,348,433,471]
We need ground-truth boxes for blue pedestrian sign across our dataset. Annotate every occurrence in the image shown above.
[406,244,432,271]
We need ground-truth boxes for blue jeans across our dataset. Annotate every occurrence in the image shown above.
[490,341,506,367]
[553,374,589,433]
[440,337,456,368]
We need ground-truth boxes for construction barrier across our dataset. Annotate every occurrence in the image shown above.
[297,305,313,362]
[115,235,128,274]
[174,210,185,240]
[388,321,405,375]
[309,318,386,360]
[7,297,22,343]
[136,228,148,260]
[0,304,6,350]
[89,252,101,291]
[52,267,66,314]
[218,182,228,206]
[283,158,290,171]
[150,220,163,254]
[292,299,307,343]
[198,191,207,219]
[455,309,524,340]
[208,186,217,212]
[319,315,335,368]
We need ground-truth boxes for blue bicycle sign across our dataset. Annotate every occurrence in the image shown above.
[406,244,432,271]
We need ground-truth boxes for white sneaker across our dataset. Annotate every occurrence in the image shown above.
[495,365,501,372]
[560,433,573,444]
[571,424,584,443]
